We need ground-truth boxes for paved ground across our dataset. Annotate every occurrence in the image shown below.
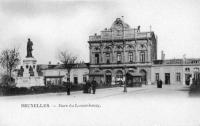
[0,84,200,126]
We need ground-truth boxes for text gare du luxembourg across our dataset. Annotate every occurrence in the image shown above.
[21,104,101,108]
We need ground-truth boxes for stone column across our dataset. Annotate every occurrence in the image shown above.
[147,40,151,62]
[100,44,103,63]
[112,43,115,63]
[89,45,92,64]
[123,41,126,63]
[111,43,115,63]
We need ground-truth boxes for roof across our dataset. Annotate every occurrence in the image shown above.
[110,18,130,31]
[153,58,200,65]
[88,18,154,42]
[38,63,89,70]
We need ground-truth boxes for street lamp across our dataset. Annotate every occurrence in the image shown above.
[121,16,127,93]
[124,65,127,92]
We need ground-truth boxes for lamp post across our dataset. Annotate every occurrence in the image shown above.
[123,65,127,92]
[121,16,127,92]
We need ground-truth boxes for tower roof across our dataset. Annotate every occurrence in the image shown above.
[110,18,130,31]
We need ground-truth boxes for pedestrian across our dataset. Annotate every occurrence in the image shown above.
[83,81,87,93]
[91,79,97,94]
[157,80,159,88]
[87,80,91,93]
[159,79,163,88]
[189,76,193,86]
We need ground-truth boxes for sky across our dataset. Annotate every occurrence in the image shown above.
[0,0,200,64]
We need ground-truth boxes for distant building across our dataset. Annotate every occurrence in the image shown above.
[88,18,157,85]
[152,58,200,85]
[38,63,89,85]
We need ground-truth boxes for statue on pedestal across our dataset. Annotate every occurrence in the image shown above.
[26,38,33,58]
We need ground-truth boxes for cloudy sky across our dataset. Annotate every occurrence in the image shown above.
[0,0,200,64]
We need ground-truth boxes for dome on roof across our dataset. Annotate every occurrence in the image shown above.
[110,18,130,31]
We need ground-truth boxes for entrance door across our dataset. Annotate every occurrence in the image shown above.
[105,71,112,85]
[140,70,147,85]
[74,77,78,84]
[165,73,170,84]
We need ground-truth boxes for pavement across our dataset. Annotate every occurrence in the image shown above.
[0,84,200,126]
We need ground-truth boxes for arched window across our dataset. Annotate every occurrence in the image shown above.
[116,70,123,81]
[128,52,133,62]
[95,54,99,64]
[106,53,110,64]
[117,52,122,63]
[185,68,190,72]
[140,52,145,63]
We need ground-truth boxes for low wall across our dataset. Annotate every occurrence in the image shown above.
[16,76,45,88]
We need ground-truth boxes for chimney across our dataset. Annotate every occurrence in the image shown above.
[161,50,165,60]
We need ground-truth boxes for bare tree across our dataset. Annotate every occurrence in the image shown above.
[57,50,77,81]
[0,48,20,83]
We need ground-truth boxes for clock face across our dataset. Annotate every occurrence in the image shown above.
[115,24,123,30]
[114,19,123,30]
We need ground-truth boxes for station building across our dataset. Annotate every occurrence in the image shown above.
[88,18,157,85]
[37,18,200,86]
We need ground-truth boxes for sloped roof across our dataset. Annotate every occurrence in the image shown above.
[38,63,89,70]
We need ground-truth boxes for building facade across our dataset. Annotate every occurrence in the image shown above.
[88,18,157,85]
[151,58,200,85]
[39,63,89,85]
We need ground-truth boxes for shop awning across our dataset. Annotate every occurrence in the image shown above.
[89,71,104,76]
[126,72,143,77]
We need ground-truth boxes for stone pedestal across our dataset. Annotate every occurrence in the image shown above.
[16,57,44,88]
[23,57,38,77]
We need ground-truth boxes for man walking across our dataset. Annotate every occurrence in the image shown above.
[91,79,97,94]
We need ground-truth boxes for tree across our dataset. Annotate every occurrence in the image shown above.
[57,50,77,81]
[0,48,20,84]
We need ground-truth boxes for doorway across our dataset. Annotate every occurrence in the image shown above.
[165,73,170,84]
[105,71,112,85]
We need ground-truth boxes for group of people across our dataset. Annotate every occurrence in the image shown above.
[186,76,193,86]
[62,74,97,95]
[157,79,163,88]
[83,79,97,94]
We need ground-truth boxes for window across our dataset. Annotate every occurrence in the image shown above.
[155,73,159,81]
[128,52,133,62]
[185,68,190,72]
[140,52,145,63]
[106,53,110,64]
[117,52,122,63]
[194,67,199,72]
[95,54,99,64]
[176,73,181,82]
[83,76,87,82]
[74,77,78,84]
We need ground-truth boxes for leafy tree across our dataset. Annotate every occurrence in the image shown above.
[0,48,20,84]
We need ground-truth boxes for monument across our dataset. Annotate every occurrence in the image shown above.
[16,38,45,88]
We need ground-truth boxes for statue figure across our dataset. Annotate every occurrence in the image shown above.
[26,38,33,58]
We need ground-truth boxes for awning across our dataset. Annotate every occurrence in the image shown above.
[89,71,104,76]
[126,72,143,77]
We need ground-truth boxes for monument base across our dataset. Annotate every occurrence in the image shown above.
[16,77,45,88]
